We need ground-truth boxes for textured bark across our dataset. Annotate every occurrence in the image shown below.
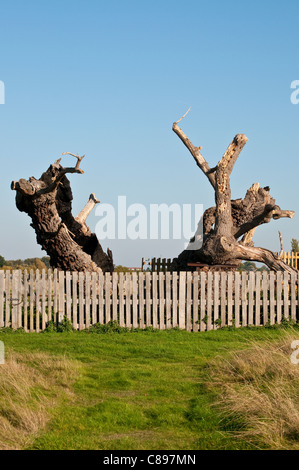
[171,115,296,273]
[11,155,114,273]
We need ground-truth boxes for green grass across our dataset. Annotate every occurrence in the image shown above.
[0,326,296,450]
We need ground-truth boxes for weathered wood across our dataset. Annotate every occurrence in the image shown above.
[179,272,186,329]
[248,271,254,326]
[276,271,282,324]
[29,269,34,332]
[5,271,11,327]
[72,271,78,329]
[206,272,212,331]
[158,272,165,330]
[291,273,296,322]
[241,272,247,327]
[200,272,206,331]
[112,272,118,323]
[227,272,233,327]
[119,272,125,327]
[0,271,4,328]
[139,272,145,329]
[105,273,111,324]
[23,270,28,331]
[234,272,241,328]
[132,272,138,328]
[58,270,65,323]
[125,273,131,328]
[91,272,97,325]
[11,157,114,273]
[269,271,275,325]
[66,271,72,322]
[165,272,171,329]
[152,272,158,329]
[78,272,84,330]
[220,272,227,327]
[186,272,192,331]
[192,272,199,331]
[47,269,52,324]
[41,270,46,330]
[145,272,151,327]
[213,272,220,329]
[98,272,104,325]
[53,269,58,324]
[172,272,178,328]
[11,270,18,329]
[283,271,289,320]
[262,271,269,325]
[171,117,296,274]
[255,271,261,326]
[85,272,91,328]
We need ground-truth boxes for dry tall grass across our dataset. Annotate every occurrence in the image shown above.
[207,329,299,449]
[0,351,78,450]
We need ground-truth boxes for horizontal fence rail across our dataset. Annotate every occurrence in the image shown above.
[0,269,298,332]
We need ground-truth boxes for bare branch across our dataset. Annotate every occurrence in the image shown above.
[76,193,101,225]
[172,122,216,188]
[61,152,85,171]
[174,107,191,125]
[278,231,284,258]
[217,134,248,176]
[234,243,297,273]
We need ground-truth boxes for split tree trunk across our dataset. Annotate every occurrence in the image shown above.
[171,113,296,273]
[11,154,114,273]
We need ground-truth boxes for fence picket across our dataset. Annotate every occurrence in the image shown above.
[139,272,145,329]
[179,272,186,330]
[165,272,171,329]
[5,271,11,327]
[234,272,240,328]
[186,272,192,332]
[158,272,165,330]
[0,271,3,328]
[193,272,199,332]
[72,272,78,329]
[200,272,206,331]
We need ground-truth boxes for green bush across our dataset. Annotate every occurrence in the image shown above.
[44,316,75,333]
[87,320,129,334]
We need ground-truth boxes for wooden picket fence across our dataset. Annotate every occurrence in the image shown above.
[0,269,298,332]
[149,258,172,272]
[279,252,299,269]
[148,252,299,272]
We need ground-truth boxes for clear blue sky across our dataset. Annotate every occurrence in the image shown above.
[0,0,299,266]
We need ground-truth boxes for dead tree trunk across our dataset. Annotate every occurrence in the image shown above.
[11,154,114,273]
[171,112,296,273]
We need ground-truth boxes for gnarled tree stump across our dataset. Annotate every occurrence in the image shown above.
[171,111,296,273]
[11,153,113,273]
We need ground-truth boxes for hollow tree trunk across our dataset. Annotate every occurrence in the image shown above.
[171,112,296,273]
[11,154,114,273]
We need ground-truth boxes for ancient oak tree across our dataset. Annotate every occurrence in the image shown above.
[171,111,296,273]
[11,154,113,273]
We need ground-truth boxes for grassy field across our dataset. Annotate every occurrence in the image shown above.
[0,325,298,450]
